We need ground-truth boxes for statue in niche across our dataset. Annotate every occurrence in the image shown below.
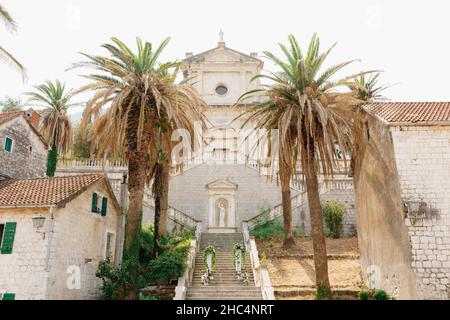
[217,201,227,227]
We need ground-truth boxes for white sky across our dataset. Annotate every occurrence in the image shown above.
[1,0,450,114]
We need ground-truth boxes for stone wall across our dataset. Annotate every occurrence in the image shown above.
[165,163,357,235]
[353,113,417,299]
[391,125,450,299]
[294,189,357,237]
[167,164,285,231]
[0,116,47,179]
[0,208,50,300]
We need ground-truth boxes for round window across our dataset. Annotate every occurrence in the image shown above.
[215,85,228,96]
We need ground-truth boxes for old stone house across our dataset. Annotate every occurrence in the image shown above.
[0,174,123,300]
[0,110,48,180]
[356,102,450,299]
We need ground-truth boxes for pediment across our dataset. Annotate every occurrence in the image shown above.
[185,46,262,65]
[205,178,238,190]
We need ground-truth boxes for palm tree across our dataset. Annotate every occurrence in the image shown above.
[238,34,370,295]
[0,3,26,79]
[26,81,76,176]
[347,72,392,176]
[350,72,393,101]
[72,37,205,267]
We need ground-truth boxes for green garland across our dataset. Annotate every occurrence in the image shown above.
[203,245,216,276]
[233,243,246,271]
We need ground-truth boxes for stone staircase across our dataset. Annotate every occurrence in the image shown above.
[185,233,263,300]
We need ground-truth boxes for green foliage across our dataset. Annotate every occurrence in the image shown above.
[358,290,393,300]
[372,290,391,300]
[316,284,332,300]
[72,125,93,158]
[96,256,149,300]
[148,250,187,282]
[250,206,284,240]
[97,225,192,300]
[46,143,58,177]
[348,73,393,102]
[358,291,369,300]
[140,295,159,300]
[322,199,347,239]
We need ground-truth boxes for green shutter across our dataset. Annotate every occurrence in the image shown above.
[2,293,15,300]
[4,137,13,153]
[91,192,98,213]
[1,222,17,254]
[101,197,108,216]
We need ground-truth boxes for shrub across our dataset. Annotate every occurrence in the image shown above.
[148,250,187,283]
[358,291,369,300]
[96,225,193,299]
[322,199,347,238]
[96,257,150,300]
[250,206,285,240]
[372,290,390,300]
[358,290,392,300]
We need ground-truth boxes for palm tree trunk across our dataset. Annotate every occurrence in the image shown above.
[46,141,58,177]
[152,163,163,258]
[158,165,169,236]
[279,156,296,248]
[304,141,331,296]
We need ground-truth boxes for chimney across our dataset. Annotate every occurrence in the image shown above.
[250,52,258,58]
[185,52,193,58]
[25,108,40,128]
[120,174,128,212]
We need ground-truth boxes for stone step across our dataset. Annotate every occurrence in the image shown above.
[186,291,262,297]
[186,232,262,300]
[192,279,255,284]
[187,290,261,296]
[186,297,263,300]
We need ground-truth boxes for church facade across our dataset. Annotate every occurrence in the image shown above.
[161,36,356,235]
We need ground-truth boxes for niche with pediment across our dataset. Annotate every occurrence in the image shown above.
[205,179,238,232]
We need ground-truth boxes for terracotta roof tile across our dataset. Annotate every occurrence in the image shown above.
[365,102,450,124]
[0,174,104,208]
[0,110,49,147]
[0,111,23,126]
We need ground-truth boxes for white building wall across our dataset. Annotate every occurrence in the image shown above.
[46,181,121,300]
[0,181,121,300]
[0,208,50,300]
[391,125,450,299]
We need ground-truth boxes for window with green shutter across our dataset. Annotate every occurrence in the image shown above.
[1,222,17,254]
[91,192,99,213]
[2,293,15,300]
[4,137,13,153]
[101,197,108,216]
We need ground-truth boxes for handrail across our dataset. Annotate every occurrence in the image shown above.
[174,222,202,300]
[245,190,307,231]
[245,176,353,231]
[168,206,200,230]
[57,157,127,170]
[242,222,275,300]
